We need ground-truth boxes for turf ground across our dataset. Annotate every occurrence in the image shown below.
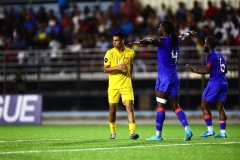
[0,124,239,160]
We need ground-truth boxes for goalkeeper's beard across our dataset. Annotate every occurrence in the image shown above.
[204,47,209,53]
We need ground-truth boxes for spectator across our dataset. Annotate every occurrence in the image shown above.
[176,1,187,23]
[68,37,82,53]
[205,1,219,20]
[35,25,49,49]
[198,16,215,30]
[95,34,110,52]
[0,0,239,58]
[178,22,189,35]
[112,0,121,15]
[142,4,155,24]
[120,16,134,36]
[97,13,109,34]
[5,40,17,63]
[229,16,239,40]
[49,37,61,73]
[146,10,160,29]
[219,0,234,20]
[234,28,240,46]
[120,0,139,20]
[83,6,92,19]
[13,68,26,94]
[61,12,73,45]
[49,37,61,62]
[214,20,227,45]
[157,3,167,22]
[186,11,197,31]
[221,34,235,60]
[58,0,68,18]
[13,36,28,64]
[92,5,101,19]
[132,11,144,36]
[190,0,203,22]
[72,10,83,35]
[36,6,48,24]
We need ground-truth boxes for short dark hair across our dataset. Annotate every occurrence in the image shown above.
[113,32,125,40]
[206,36,217,49]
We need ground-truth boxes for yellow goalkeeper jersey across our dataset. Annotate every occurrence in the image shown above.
[104,47,135,89]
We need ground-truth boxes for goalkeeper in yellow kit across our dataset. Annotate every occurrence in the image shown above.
[103,32,139,140]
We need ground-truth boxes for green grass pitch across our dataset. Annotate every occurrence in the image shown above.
[0,124,239,160]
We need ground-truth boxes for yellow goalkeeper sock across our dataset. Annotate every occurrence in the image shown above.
[129,123,136,135]
[109,122,116,134]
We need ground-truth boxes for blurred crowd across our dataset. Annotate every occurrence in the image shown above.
[0,0,239,62]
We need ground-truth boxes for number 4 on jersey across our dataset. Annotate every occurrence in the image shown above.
[171,49,178,63]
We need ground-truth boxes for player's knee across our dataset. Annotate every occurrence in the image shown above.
[125,105,134,112]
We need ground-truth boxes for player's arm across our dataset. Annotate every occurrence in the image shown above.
[129,38,161,46]
[186,64,211,74]
[180,31,197,41]
[103,64,127,73]
[130,61,133,76]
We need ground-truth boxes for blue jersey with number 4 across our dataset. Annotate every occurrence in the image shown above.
[206,50,227,86]
[157,37,182,76]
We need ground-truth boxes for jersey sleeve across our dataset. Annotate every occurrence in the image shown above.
[206,55,211,67]
[104,50,111,66]
[132,50,135,63]
[178,37,182,45]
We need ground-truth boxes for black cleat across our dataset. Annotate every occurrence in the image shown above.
[109,133,116,139]
[130,133,139,140]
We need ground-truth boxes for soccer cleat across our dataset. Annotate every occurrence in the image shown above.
[146,134,163,141]
[214,133,227,138]
[130,133,139,140]
[184,129,193,141]
[109,133,116,139]
[200,130,215,138]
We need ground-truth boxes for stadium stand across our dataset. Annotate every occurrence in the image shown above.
[0,0,239,112]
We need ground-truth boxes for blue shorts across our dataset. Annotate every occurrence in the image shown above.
[202,83,228,102]
[155,74,180,98]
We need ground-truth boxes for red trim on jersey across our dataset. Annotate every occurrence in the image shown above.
[157,107,165,112]
[175,108,182,114]
[206,62,211,67]
[204,115,212,119]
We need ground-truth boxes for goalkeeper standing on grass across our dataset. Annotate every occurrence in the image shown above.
[103,32,139,140]
[130,20,196,141]
[186,36,228,138]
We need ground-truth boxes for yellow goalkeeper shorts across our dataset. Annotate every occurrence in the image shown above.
[108,86,134,104]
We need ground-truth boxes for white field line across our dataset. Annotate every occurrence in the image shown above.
[0,138,184,143]
[0,141,239,155]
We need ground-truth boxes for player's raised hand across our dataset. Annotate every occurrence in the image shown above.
[186,64,196,72]
[187,30,197,36]
[181,30,197,40]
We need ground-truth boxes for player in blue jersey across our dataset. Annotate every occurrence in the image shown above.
[186,36,228,138]
[130,20,196,141]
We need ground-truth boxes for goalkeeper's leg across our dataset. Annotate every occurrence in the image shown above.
[109,103,117,139]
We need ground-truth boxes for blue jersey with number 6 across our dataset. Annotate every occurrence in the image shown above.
[157,37,182,76]
[206,50,228,86]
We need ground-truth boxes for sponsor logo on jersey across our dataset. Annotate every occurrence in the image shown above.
[104,58,108,63]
